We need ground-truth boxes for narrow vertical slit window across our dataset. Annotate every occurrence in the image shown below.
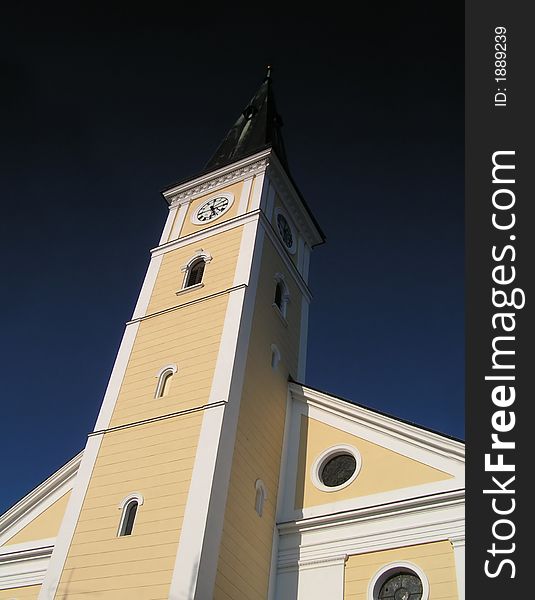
[254,479,267,517]
[117,493,143,537]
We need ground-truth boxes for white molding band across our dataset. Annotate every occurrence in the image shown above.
[159,204,178,246]
[0,539,55,590]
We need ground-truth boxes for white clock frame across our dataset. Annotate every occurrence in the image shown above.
[191,192,234,225]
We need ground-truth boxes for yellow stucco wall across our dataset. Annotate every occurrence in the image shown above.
[178,181,245,238]
[147,226,243,315]
[0,584,41,599]
[345,541,459,600]
[3,492,71,546]
[295,417,452,509]
[53,219,243,599]
[213,236,303,600]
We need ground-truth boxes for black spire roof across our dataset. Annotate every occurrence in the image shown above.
[205,67,289,172]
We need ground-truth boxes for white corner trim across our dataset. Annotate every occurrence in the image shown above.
[169,220,264,600]
[38,317,142,600]
[131,254,164,321]
[248,172,266,212]
[310,444,362,493]
[0,453,81,547]
[450,536,465,600]
[159,204,178,246]
[169,202,189,241]
[237,177,254,215]
[297,295,309,381]
[368,561,430,600]
[190,192,235,225]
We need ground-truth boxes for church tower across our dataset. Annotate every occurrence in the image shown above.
[38,71,325,600]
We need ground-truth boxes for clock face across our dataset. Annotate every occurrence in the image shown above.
[276,213,294,250]
[195,196,230,223]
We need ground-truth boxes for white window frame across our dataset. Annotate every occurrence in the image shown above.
[154,363,178,398]
[368,561,430,600]
[311,444,362,493]
[178,250,213,293]
[117,492,144,537]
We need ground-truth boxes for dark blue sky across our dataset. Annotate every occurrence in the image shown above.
[0,6,463,514]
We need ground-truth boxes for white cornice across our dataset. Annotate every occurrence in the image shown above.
[278,489,465,534]
[162,150,271,206]
[277,493,465,569]
[290,383,465,463]
[266,152,324,248]
[0,453,81,546]
[0,538,55,590]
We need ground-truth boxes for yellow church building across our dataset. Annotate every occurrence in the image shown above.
[0,72,465,600]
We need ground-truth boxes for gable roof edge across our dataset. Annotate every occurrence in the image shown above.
[0,452,82,543]
[289,383,464,463]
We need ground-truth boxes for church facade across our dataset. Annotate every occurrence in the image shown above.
[0,74,464,600]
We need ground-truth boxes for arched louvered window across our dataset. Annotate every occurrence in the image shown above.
[117,493,144,537]
[273,274,289,319]
[186,258,205,288]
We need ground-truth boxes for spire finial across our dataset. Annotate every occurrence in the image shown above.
[266,65,272,80]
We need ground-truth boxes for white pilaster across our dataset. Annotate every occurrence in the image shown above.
[451,536,465,600]
[168,216,265,600]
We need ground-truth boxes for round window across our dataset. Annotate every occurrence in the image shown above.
[321,453,356,487]
[378,572,423,600]
[311,445,362,492]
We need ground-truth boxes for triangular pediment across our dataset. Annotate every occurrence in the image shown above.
[0,452,81,548]
[281,384,464,521]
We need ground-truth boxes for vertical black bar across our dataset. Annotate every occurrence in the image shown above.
[466,1,533,597]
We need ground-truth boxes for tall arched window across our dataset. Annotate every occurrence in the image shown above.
[273,273,290,319]
[154,364,178,398]
[186,258,205,288]
[117,493,144,537]
[179,250,212,293]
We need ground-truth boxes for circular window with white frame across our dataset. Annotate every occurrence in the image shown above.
[368,562,429,600]
[311,444,362,492]
[191,192,234,225]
